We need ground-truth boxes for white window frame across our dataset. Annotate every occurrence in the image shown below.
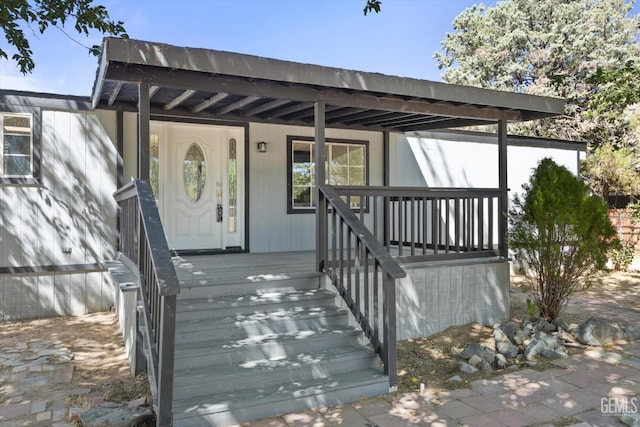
[0,105,40,185]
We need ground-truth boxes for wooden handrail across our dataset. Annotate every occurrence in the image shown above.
[335,186,502,198]
[114,179,179,427]
[319,183,405,390]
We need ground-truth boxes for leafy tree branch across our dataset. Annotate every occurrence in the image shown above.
[0,0,127,73]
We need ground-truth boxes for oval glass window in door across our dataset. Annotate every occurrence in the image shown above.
[183,143,207,203]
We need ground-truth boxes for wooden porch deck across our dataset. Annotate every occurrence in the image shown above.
[172,251,317,287]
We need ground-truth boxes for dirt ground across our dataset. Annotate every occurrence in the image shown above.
[0,312,151,409]
[1,270,639,422]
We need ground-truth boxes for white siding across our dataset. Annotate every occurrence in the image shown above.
[0,109,117,320]
[248,123,384,253]
[390,131,583,198]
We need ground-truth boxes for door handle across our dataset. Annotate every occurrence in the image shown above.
[217,204,223,222]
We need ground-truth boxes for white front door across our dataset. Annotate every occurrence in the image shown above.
[150,121,244,251]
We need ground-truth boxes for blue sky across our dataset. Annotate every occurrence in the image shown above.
[1,0,638,97]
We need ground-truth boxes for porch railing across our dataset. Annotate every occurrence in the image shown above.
[114,180,180,427]
[318,184,406,389]
[334,186,504,262]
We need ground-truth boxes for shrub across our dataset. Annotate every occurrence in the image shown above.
[509,158,616,320]
[610,239,636,271]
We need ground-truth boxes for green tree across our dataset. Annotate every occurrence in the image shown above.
[1,0,127,74]
[509,158,616,320]
[581,143,640,202]
[363,0,382,15]
[434,0,640,141]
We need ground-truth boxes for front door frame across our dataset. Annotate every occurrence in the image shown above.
[145,114,250,253]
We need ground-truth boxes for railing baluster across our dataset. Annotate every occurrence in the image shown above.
[488,196,494,249]
[432,197,438,255]
[445,198,450,254]
[373,195,378,241]
[478,197,484,250]
[373,261,380,346]
[364,248,370,327]
[332,206,337,273]
[410,197,415,256]
[398,198,404,256]
[420,197,428,255]
[355,239,361,323]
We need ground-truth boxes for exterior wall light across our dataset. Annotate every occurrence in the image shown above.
[257,141,268,153]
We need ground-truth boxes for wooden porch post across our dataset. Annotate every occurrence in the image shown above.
[138,82,150,180]
[498,119,508,258]
[315,101,326,272]
[383,131,390,247]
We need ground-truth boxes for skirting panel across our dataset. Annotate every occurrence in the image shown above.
[396,259,510,340]
[0,271,114,321]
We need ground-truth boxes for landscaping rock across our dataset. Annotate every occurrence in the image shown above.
[623,323,640,340]
[557,329,577,344]
[575,317,625,346]
[495,353,508,368]
[499,322,519,341]
[79,402,152,427]
[447,375,463,383]
[552,318,568,331]
[460,343,495,365]
[468,355,482,367]
[481,361,493,372]
[524,339,547,360]
[496,338,519,359]
[541,349,568,359]
[450,346,463,358]
[534,319,556,333]
[513,331,528,345]
[619,412,640,427]
[459,362,478,374]
[567,322,579,332]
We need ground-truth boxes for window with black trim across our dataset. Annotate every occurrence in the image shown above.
[0,105,41,184]
[287,136,368,213]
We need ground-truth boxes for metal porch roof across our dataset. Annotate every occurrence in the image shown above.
[91,38,565,132]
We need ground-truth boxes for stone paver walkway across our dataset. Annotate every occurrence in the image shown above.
[0,338,84,426]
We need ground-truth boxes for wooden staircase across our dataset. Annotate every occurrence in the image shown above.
[171,259,389,426]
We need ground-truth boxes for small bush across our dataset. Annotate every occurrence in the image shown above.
[509,158,616,320]
[610,239,636,271]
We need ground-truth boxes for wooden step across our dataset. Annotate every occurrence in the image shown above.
[173,369,388,427]
[174,346,380,399]
[175,306,349,343]
[174,326,364,370]
[178,272,324,300]
[176,289,337,321]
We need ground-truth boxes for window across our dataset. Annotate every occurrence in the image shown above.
[150,133,160,200]
[183,143,207,203]
[287,136,368,213]
[0,106,40,184]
